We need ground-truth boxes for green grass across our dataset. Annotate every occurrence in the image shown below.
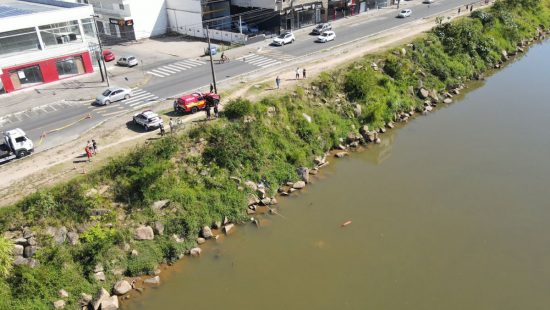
[1,1,549,308]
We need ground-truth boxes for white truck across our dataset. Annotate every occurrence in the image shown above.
[0,128,34,164]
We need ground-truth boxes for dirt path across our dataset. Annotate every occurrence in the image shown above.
[0,11,466,207]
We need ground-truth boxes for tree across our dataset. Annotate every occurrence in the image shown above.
[0,237,13,279]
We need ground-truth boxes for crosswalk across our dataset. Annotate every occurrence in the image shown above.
[91,88,160,117]
[146,59,206,78]
[237,49,294,68]
[237,54,281,68]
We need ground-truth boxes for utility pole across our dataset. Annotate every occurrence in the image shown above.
[239,15,243,34]
[91,14,110,87]
[205,25,218,94]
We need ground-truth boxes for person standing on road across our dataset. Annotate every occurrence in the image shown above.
[159,123,165,136]
[92,139,98,154]
[302,68,307,79]
[205,103,212,120]
[275,76,281,89]
[458,7,461,14]
[295,68,300,80]
[169,118,175,134]
[84,144,92,162]
[470,4,473,12]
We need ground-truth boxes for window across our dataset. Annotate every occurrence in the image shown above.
[15,136,27,143]
[56,57,83,77]
[81,18,97,42]
[0,28,40,56]
[10,65,43,89]
[39,21,82,48]
[119,4,124,10]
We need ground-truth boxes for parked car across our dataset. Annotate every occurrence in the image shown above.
[398,9,412,18]
[317,31,336,43]
[312,23,332,35]
[102,50,115,62]
[174,92,220,114]
[423,0,434,3]
[117,56,138,67]
[272,32,295,46]
[132,110,163,131]
[232,21,249,32]
[95,87,132,105]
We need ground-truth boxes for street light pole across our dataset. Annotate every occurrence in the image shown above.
[205,25,218,94]
[91,14,110,87]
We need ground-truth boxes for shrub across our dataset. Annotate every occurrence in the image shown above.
[223,98,253,119]
[126,241,163,276]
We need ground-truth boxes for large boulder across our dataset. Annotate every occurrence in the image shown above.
[113,280,132,296]
[153,222,164,236]
[190,247,202,256]
[92,288,110,310]
[13,244,24,256]
[134,226,154,240]
[223,224,234,235]
[201,226,213,239]
[101,295,119,310]
[54,226,68,244]
[418,88,429,99]
[244,181,258,191]
[292,181,306,189]
[94,271,106,282]
[297,167,310,184]
[144,276,160,285]
[67,232,79,245]
[152,199,170,210]
[23,246,36,258]
[53,300,65,309]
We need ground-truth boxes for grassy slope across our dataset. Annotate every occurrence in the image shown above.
[0,1,549,308]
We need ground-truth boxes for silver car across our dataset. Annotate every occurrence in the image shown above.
[312,23,332,35]
[133,110,163,131]
[117,56,139,67]
[95,87,132,105]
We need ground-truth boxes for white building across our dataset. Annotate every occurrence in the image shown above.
[0,0,97,93]
[72,0,168,41]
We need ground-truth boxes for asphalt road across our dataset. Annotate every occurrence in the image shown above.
[4,0,480,155]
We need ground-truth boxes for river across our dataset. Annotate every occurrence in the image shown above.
[126,40,550,310]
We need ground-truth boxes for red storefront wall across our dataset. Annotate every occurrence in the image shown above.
[1,51,93,93]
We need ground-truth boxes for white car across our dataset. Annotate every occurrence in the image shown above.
[95,87,132,105]
[117,56,138,67]
[133,110,163,131]
[398,9,412,18]
[312,23,332,35]
[317,31,335,43]
[272,32,295,46]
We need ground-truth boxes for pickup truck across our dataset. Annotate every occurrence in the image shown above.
[174,92,220,114]
[0,128,34,164]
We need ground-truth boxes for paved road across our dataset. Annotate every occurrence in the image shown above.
[2,0,481,155]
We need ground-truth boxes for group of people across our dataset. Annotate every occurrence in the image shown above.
[205,97,219,120]
[458,3,475,14]
[84,139,98,162]
[275,67,307,89]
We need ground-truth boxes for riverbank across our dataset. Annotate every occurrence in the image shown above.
[1,1,550,309]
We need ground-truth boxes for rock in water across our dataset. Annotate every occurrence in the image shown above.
[113,280,132,295]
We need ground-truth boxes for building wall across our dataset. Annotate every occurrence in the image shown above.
[166,0,203,33]
[126,0,168,39]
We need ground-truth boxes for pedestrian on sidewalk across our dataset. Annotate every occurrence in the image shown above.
[302,68,307,79]
[458,7,461,14]
[92,139,98,154]
[209,83,214,93]
[205,102,212,120]
[159,123,165,136]
[470,4,473,12]
[84,144,92,162]
[295,67,300,80]
[275,76,281,89]
[169,118,175,133]
[213,100,219,118]
[465,4,468,10]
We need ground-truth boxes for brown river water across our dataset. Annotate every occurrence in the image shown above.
[126,40,550,310]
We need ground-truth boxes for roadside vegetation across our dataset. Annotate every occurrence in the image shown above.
[0,0,549,308]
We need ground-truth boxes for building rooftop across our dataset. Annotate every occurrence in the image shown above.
[0,0,84,19]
